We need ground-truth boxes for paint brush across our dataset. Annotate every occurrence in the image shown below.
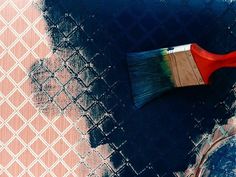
[127,43,236,108]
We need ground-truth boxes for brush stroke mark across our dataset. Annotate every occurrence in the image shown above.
[29,50,116,176]
[28,2,116,177]
[29,0,236,176]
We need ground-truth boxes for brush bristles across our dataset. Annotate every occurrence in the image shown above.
[127,49,174,108]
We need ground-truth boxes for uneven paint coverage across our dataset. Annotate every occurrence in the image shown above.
[30,0,236,176]
[203,136,236,177]
[0,0,114,177]
[1,0,236,177]
[178,115,236,176]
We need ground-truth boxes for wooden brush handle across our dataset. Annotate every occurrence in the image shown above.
[191,43,236,84]
[166,51,205,87]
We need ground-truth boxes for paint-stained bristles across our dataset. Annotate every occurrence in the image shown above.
[127,49,174,108]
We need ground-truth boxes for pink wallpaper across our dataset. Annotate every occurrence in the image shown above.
[0,1,113,176]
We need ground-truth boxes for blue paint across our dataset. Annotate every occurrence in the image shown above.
[38,0,236,176]
[203,136,236,177]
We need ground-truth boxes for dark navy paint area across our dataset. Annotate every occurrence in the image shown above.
[41,0,236,176]
[121,68,236,175]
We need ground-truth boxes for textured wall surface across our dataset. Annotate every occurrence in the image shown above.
[0,1,112,177]
[0,0,80,176]
[1,0,236,177]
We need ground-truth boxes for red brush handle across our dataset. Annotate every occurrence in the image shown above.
[191,43,236,84]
